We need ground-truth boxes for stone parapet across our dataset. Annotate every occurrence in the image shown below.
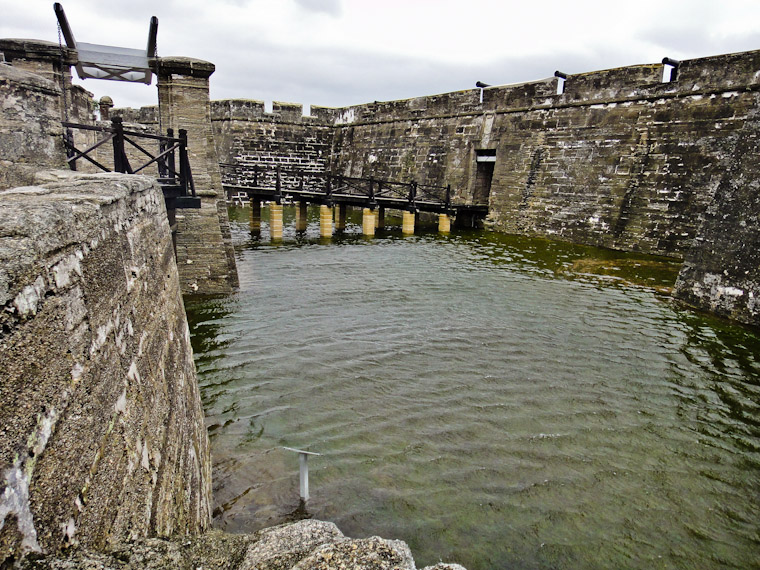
[0,39,76,85]
[0,63,65,190]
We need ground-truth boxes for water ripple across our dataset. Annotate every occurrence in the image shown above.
[187,218,760,570]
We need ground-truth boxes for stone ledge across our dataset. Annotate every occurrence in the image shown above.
[155,56,215,79]
[0,39,77,66]
[0,61,61,94]
[0,170,211,565]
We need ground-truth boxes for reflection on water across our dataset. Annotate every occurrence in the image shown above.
[185,206,760,570]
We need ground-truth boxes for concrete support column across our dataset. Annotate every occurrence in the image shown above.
[269,203,284,240]
[296,201,308,232]
[250,199,261,234]
[438,213,451,233]
[335,203,347,231]
[402,210,416,235]
[320,204,333,238]
[362,208,376,236]
[156,56,238,293]
[376,207,386,229]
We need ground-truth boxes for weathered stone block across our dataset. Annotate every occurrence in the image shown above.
[0,63,65,189]
[0,172,212,566]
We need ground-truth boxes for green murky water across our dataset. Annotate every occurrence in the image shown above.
[185,206,760,569]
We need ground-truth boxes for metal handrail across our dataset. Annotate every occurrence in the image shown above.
[221,163,455,211]
[62,118,196,198]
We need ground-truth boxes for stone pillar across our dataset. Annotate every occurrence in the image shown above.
[362,208,376,236]
[402,210,416,235]
[269,202,283,240]
[156,56,238,294]
[296,201,309,232]
[320,204,333,237]
[438,213,451,233]
[376,206,386,229]
[250,198,261,234]
[335,203,347,231]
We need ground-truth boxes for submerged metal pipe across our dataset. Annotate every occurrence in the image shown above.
[283,447,322,502]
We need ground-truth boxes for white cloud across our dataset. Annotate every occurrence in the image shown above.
[4,0,760,110]
[294,0,342,17]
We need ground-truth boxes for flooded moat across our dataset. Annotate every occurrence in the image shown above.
[185,206,760,570]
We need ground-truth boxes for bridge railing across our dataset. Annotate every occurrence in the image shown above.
[220,163,453,211]
[62,117,196,200]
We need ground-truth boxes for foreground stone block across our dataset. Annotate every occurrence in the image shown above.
[0,171,212,566]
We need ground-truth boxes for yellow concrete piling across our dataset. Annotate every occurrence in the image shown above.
[362,208,376,236]
[269,202,283,240]
[319,204,333,238]
[402,210,416,235]
[438,213,451,233]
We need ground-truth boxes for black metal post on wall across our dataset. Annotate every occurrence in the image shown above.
[65,128,76,171]
[167,128,176,177]
[408,181,417,210]
[368,176,376,208]
[178,129,189,195]
[111,117,131,174]
[275,166,282,204]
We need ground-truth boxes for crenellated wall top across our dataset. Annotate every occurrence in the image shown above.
[112,48,760,129]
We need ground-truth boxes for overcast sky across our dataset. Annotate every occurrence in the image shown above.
[4,0,760,112]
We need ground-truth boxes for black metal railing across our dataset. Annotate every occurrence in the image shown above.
[62,117,196,200]
[220,163,453,212]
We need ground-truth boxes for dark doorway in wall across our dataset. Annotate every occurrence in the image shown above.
[474,149,496,203]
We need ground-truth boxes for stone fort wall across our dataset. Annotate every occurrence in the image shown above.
[0,172,212,566]
[206,49,760,327]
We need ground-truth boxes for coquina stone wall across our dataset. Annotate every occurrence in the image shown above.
[0,172,212,566]
[209,49,760,327]
[212,100,333,192]
[0,63,65,190]
[0,40,96,188]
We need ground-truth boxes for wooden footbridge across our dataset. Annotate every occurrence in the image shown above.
[220,164,488,236]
